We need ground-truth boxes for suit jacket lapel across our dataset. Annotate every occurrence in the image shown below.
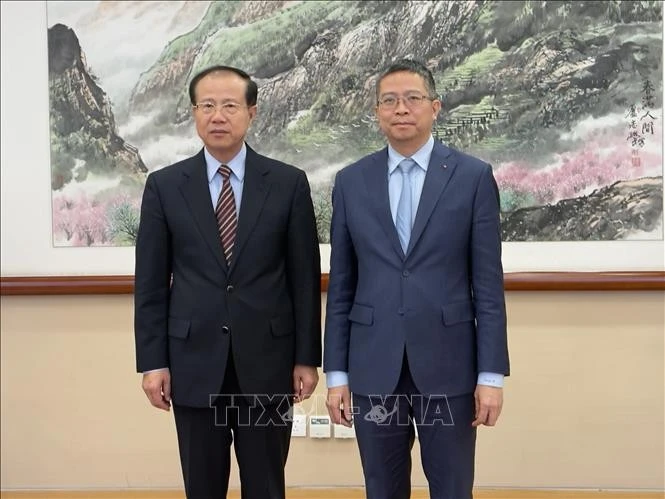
[407,142,457,256]
[179,150,228,273]
[229,147,270,274]
[363,148,405,260]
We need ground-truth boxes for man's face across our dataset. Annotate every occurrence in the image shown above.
[375,70,441,151]
[192,71,257,162]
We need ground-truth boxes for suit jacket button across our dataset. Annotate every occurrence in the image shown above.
[402,270,410,277]
[226,285,234,293]
[398,308,405,315]
[222,326,230,334]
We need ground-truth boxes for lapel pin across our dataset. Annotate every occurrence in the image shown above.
[441,164,447,169]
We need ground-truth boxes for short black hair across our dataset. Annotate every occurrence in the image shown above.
[375,59,437,101]
[188,65,258,106]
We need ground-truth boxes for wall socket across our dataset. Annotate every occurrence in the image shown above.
[309,415,332,438]
[333,423,356,439]
[291,413,307,437]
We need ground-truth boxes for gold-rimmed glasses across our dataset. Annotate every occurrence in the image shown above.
[193,101,247,116]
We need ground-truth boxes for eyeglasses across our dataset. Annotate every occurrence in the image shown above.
[193,101,247,116]
[377,93,435,110]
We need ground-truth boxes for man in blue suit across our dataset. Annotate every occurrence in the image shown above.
[324,59,510,499]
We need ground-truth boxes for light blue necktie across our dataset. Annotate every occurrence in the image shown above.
[396,158,416,253]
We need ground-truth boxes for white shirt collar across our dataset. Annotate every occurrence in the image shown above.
[387,135,435,175]
[205,143,247,183]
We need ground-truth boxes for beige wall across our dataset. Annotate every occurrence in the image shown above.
[1,291,664,491]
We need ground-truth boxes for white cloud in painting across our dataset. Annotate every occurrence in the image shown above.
[137,132,202,173]
[59,169,122,198]
[46,1,211,109]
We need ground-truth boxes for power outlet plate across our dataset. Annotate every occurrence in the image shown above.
[333,423,356,439]
[309,415,332,438]
[291,414,307,437]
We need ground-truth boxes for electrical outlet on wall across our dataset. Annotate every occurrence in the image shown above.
[291,413,307,437]
[309,415,331,438]
[333,423,356,439]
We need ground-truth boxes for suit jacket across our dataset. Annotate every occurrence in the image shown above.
[324,141,509,397]
[134,145,321,407]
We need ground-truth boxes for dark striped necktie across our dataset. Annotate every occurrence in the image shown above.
[215,165,237,264]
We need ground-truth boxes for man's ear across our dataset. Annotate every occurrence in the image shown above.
[432,99,442,119]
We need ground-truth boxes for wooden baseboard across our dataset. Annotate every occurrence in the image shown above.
[1,488,663,499]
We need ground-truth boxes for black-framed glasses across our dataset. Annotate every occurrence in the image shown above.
[193,101,247,116]
[377,93,435,109]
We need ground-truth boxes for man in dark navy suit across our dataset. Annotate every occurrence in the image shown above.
[134,65,321,499]
[324,59,510,499]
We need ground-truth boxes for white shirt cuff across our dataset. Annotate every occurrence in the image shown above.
[477,372,504,387]
[143,367,169,374]
[326,371,349,388]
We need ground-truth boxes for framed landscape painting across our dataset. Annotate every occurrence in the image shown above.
[1,1,662,289]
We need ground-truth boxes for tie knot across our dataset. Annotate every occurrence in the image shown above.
[218,165,231,180]
[398,158,416,175]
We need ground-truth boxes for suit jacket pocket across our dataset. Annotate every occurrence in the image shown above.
[168,317,191,339]
[271,314,295,337]
[441,301,475,326]
[348,303,374,326]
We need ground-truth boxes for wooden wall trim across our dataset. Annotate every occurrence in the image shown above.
[1,272,663,295]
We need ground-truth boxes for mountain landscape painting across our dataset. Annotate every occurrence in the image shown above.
[47,0,663,247]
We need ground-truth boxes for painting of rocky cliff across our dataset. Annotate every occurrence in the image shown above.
[47,0,663,246]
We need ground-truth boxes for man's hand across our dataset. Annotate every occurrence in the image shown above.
[326,385,352,427]
[473,384,503,427]
[293,365,318,403]
[142,368,171,411]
